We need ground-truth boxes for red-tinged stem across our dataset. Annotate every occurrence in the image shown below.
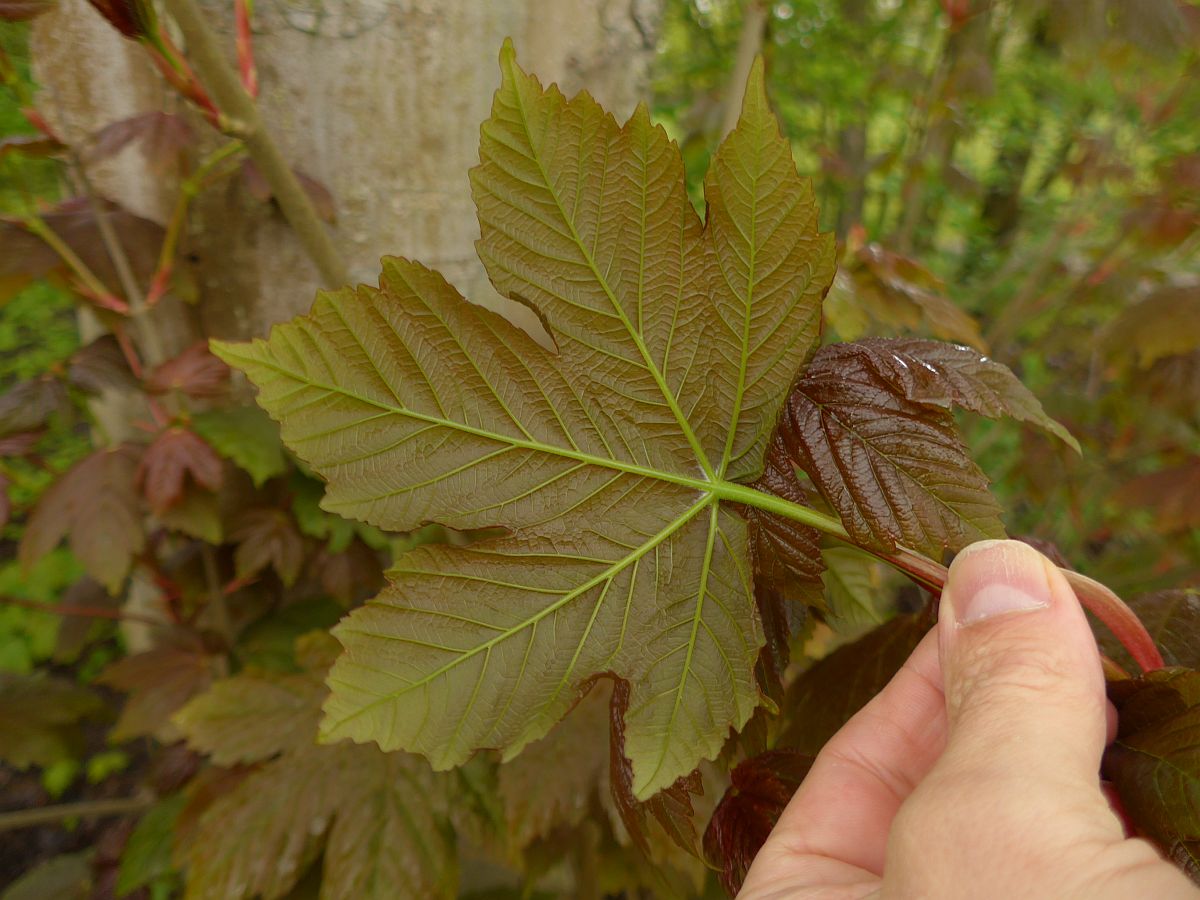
[1061,570,1164,673]
[23,215,129,314]
[0,594,183,632]
[235,0,258,98]
[145,31,221,127]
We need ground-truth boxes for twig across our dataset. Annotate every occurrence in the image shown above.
[0,595,184,632]
[0,794,154,833]
[21,215,128,314]
[160,0,350,288]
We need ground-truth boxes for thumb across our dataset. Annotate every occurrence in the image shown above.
[934,539,1110,794]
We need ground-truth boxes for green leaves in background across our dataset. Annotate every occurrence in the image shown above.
[215,44,835,798]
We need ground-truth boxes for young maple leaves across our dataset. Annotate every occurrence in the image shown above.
[215,43,1071,805]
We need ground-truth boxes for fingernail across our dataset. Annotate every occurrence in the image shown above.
[946,539,1052,626]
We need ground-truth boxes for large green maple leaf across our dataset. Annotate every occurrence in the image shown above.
[213,42,835,798]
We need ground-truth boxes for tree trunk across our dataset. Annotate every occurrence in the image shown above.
[32,0,662,343]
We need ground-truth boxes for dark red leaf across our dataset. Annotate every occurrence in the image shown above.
[85,0,154,37]
[740,437,824,698]
[88,111,193,173]
[137,427,224,514]
[0,472,9,529]
[19,445,145,593]
[231,508,306,586]
[608,677,703,858]
[840,338,1077,450]
[1104,668,1200,882]
[0,375,70,437]
[704,749,814,895]
[240,159,337,224]
[146,343,231,399]
[781,342,1005,557]
[0,0,57,21]
[67,334,136,394]
[781,612,928,755]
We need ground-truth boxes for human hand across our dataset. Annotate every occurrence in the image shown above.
[739,539,1199,899]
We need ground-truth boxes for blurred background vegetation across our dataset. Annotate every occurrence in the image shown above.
[0,0,1196,897]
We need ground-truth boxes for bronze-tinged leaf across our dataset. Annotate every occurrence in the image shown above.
[0,375,70,437]
[146,342,230,399]
[97,645,215,743]
[608,678,703,858]
[67,334,136,394]
[0,672,104,769]
[703,749,814,896]
[176,659,457,900]
[88,111,193,173]
[52,577,118,663]
[782,342,1005,557]
[1103,285,1200,369]
[19,445,145,593]
[1115,458,1200,534]
[0,198,164,288]
[820,546,895,633]
[841,337,1078,451]
[214,44,836,799]
[848,240,985,350]
[0,0,57,21]
[241,159,337,224]
[1143,351,1200,416]
[781,613,928,755]
[0,472,10,529]
[137,427,223,514]
[499,682,611,849]
[182,743,456,900]
[174,671,326,766]
[315,539,384,607]
[157,484,223,543]
[1104,668,1200,882]
[230,508,306,586]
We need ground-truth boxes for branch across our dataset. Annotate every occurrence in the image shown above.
[0,794,154,833]
[160,0,350,288]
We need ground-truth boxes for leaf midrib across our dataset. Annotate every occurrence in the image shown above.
[504,57,717,482]
[326,494,716,727]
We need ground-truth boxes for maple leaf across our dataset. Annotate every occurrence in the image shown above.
[0,672,104,769]
[241,159,337,224]
[97,644,215,743]
[174,650,456,899]
[1103,285,1200,369]
[19,445,145,593]
[137,427,224,514]
[67,334,137,394]
[1100,589,1200,672]
[498,682,611,848]
[1105,668,1200,881]
[214,45,836,798]
[146,342,230,399]
[781,612,928,755]
[781,341,1006,556]
[820,546,895,632]
[703,749,813,895]
[0,375,70,437]
[88,111,193,174]
[191,405,287,488]
[230,507,306,586]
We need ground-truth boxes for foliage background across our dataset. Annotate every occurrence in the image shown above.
[0,0,1197,897]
